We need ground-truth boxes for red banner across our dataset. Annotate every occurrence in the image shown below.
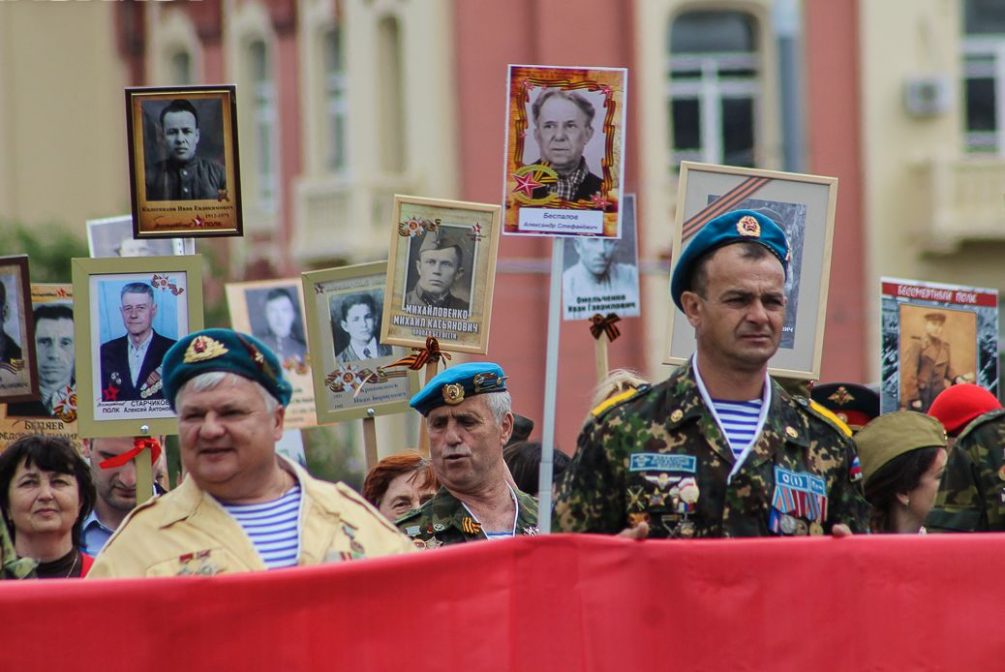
[0,533,1000,670]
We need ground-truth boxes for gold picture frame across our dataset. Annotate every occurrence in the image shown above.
[0,255,38,403]
[302,261,418,424]
[72,255,204,438]
[381,195,501,354]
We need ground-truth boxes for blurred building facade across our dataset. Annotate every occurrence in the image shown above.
[1,0,1003,456]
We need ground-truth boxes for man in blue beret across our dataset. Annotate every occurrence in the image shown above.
[397,362,539,548]
[89,328,413,578]
[555,209,870,538]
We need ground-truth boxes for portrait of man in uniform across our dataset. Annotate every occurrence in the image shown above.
[900,308,976,413]
[404,229,471,312]
[145,98,226,202]
[249,287,307,364]
[99,282,177,402]
[332,293,391,363]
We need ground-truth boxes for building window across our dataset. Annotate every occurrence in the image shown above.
[323,26,348,174]
[963,0,1005,154]
[249,39,278,212]
[667,10,759,170]
[168,49,192,85]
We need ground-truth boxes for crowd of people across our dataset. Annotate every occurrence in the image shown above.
[3,206,1005,581]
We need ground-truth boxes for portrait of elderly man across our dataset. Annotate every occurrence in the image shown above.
[404,230,470,312]
[145,99,226,201]
[398,362,539,548]
[88,328,413,578]
[99,282,177,402]
[562,237,638,301]
[554,209,870,539]
[335,293,391,363]
[528,88,603,203]
[253,287,307,364]
[6,304,75,418]
[0,279,22,365]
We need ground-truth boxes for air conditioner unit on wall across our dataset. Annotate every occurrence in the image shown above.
[903,75,952,118]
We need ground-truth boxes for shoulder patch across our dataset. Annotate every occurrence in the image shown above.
[803,398,853,438]
[591,384,648,419]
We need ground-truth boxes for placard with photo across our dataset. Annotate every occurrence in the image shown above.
[0,255,37,403]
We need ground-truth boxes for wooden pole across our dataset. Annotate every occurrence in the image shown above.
[135,440,154,506]
[418,360,439,457]
[536,239,563,534]
[362,411,379,471]
[594,335,609,384]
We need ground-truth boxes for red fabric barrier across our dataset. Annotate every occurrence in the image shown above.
[1,533,1001,671]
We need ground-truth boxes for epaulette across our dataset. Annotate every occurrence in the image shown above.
[957,407,1005,442]
[590,384,649,419]
[795,396,853,438]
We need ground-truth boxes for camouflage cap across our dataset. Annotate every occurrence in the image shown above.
[854,411,946,486]
[161,328,293,410]
[670,209,789,310]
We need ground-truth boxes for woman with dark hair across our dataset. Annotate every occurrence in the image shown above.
[363,452,438,521]
[854,411,948,534]
[0,435,96,578]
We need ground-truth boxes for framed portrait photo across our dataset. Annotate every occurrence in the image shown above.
[125,85,242,239]
[302,261,419,424]
[665,162,839,380]
[0,255,38,403]
[382,195,501,354]
[502,64,628,238]
[562,193,640,321]
[0,284,81,447]
[880,277,999,414]
[72,255,204,438]
[225,278,316,429]
[87,215,195,258]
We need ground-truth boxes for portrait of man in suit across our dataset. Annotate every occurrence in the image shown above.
[99,282,177,402]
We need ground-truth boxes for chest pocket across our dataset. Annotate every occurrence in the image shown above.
[145,547,238,577]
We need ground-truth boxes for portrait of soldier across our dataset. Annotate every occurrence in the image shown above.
[7,304,75,418]
[145,99,226,201]
[405,230,470,312]
[334,293,391,363]
[901,311,974,413]
[99,282,177,402]
[253,288,307,364]
[528,88,603,203]
[562,237,638,301]
[0,279,22,365]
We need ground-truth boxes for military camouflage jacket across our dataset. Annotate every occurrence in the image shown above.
[927,409,1005,532]
[553,362,871,538]
[397,486,539,548]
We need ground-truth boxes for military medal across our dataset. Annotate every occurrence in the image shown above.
[794,519,809,536]
[780,514,797,535]
[997,465,1005,482]
[678,521,696,538]
[809,521,824,536]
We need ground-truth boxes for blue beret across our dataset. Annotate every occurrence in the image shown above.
[669,209,789,310]
[410,362,508,416]
[161,328,294,410]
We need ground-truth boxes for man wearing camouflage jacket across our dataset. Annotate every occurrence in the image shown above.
[926,409,1005,531]
[554,209,870,538]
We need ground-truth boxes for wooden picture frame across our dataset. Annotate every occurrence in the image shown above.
[126,85,242,239]
[381,195,501,354]
[0,255,38,403]
[72,255,204,438]
[303,261,419,424]
[665,162,839,380]
[224,278,316,429]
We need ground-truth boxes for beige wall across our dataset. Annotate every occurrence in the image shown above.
[0,3,130,229]
[858,0,988,379]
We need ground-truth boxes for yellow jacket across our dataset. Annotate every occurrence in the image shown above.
[88,459,413,578]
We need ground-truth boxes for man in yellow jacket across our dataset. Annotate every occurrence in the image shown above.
[88,328,412,578]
